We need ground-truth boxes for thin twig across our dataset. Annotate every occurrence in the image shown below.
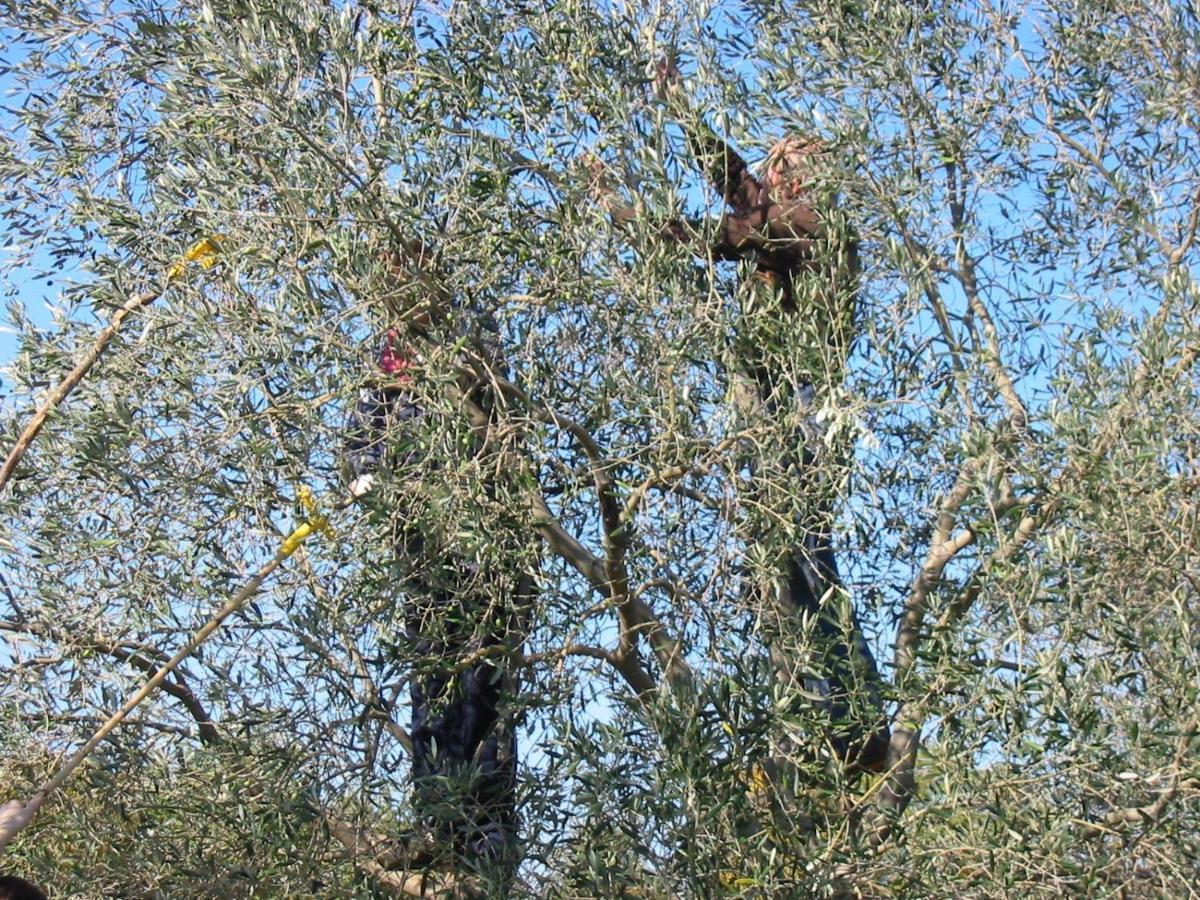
[1,289,159,493]
[0,517,338,854]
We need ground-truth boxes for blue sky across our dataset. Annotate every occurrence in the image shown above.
[4,0,1192,783]
[0,31,76,393]
[0,251,67,390]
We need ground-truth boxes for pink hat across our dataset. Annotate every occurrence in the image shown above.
[378,329,412,380]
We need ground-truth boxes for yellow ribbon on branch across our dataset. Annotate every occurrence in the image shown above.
[5,483,351,849]
[0,235,230,494]
[280,485,336,557]
[166,235,224,282]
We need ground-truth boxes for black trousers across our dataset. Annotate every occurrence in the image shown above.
[783,529,890,771]
[346,382,523,863]
[406,583,518,862]
[737,368,890,771]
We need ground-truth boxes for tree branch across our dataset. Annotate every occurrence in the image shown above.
[0,619,220,746]
[326,816,485,898]
[942,154,1029,434]
[1,289,159,493]
[872,336,1200,843]
[0,518,334,855]
[453,356,693,695]
[1078,718,1199,839]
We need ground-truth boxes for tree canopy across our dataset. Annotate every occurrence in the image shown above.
[1,1,1197,896]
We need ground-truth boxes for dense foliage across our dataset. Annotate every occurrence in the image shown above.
[1,1,1197,896]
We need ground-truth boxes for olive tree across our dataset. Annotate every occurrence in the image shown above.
[1,0,1196,896]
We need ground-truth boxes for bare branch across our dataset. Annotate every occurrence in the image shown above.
[0,619,220,746]
[326,816,485,898]
[1079,718,1200,839]
[1,289,159,493]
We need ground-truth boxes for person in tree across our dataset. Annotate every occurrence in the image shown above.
[344,258,525,874]
[596,58,889,773]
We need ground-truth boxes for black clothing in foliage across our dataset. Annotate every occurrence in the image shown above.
[344,380,518,862]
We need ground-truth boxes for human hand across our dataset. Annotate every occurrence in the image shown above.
[349,474,376,498]
[580,153,636,223]
[653,55,683,103]
[0,799,34,849]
